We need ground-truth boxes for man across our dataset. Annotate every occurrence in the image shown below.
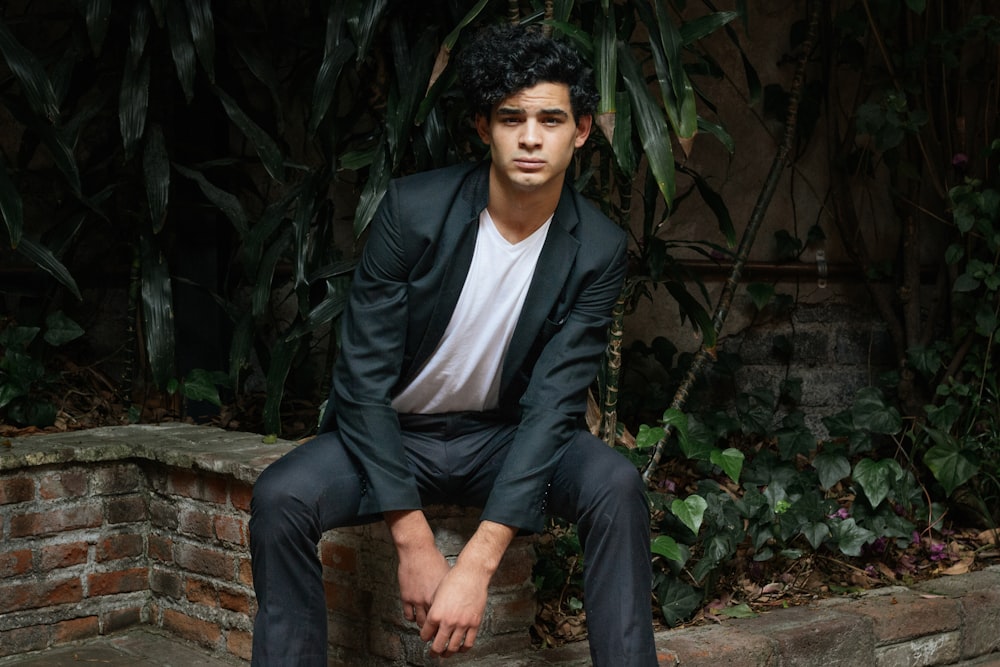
[249,23,657,666]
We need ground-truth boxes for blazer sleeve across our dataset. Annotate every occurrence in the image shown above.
[330,180,422,516]
[480,228,628,533]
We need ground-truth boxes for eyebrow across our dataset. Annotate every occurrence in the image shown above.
[496,106,570,118]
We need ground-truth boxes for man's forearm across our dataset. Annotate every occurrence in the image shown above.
[385,509,436,551]
[456,520,517,575]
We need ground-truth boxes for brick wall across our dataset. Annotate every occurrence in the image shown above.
[0,426,538,665]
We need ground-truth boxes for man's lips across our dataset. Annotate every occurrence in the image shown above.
[513,158,545,170]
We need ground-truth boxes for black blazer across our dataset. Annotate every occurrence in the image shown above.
[319,161,627,533]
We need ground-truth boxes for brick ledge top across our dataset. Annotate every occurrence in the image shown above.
[0,423,297,483]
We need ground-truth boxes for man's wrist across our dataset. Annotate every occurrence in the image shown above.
[456,520,517,575]
[384,509,435,551]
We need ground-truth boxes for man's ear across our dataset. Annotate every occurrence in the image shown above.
[475,113,491,145]
[574,114,593,148]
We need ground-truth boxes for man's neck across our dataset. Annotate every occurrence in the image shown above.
[486,169,565,244]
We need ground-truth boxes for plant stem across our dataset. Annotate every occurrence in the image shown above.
[641,3,821,485]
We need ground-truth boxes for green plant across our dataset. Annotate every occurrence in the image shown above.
[0,311,84,427]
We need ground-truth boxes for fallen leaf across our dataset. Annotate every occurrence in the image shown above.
[941,556,974,576]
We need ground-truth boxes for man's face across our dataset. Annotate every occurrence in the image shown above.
[475,82,592,195]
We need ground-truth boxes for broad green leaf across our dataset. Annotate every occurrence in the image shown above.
[953,272,980,292]
[15,237,82,300]
[243,185,302,272]
[664,280,716,348]
[214,86,285,182]
[832,518,875,557]
[0,326,39,349]
[231,32,284,132]
[119,54,150,161]
[43,311,84,346]
[686,168,735,245]
[719,603,756,619]
[184,0,216,82]
[143,124,170,232]
[710,447,744,483]
[80,0,113,56]
[149,0,167,26]
[679,12,739,45]
[263,336,302,435]
[0,152,24,248]
[746,282,775,310]
[800,521,831,550]
[291,172,320,289]
[595,4,617,117]
[650,535,683,562]
[812,452,850,490]
[166,0,197,103]
[657,578,701,627]
[697,118,735,154]
[252,227,293,316]
[650,2,697,140]
[181,368,225,406]
[635,423,662,450]
[853,458,903,508]
[354,139,390,238]
[924,443,979,496]
[346,0,389,64]
[850,387,902,434]
[309,41,355,136]
[173,164,249,236]
[138,231,175,388]
[671,494,708,535]
[0,20,60,122]
[617,43,676,208]
[0,95,80,194]
[385,21,437,170]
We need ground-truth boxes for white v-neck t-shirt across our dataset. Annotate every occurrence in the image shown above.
[391,209,551,414]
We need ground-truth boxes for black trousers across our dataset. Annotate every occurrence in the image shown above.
[248,413,657,666]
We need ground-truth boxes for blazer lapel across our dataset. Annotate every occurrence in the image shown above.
[499,187,581,396]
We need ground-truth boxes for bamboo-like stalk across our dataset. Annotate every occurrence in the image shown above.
[602,279,633,445]
[641,4,821,485]
[508,0,519,24]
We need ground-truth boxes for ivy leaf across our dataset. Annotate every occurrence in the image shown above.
[719,603,757,619]
[181,368,228,406]
[813,452,851,490]
[832,518,875,557]
[853,458,903,508]
[800,521,831,550]
[636,423,662,450]
[924,443,979,496]
[661,407,693,456]
[650,535,684,562]
[850,387,902,434]
[746,282,775,310]
[671,494,708,535]
[710,447,744,483]
[43,311,84,346]
[657,578,701,627]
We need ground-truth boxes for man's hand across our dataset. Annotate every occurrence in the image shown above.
[421,520,517,658]
[385,510,450,628]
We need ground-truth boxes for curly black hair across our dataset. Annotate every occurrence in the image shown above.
[456,23,600,121]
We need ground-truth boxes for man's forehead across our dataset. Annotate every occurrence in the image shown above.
[493,82,573,112]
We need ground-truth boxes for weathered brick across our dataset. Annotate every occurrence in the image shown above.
[91,464,142,495]
[97,533,145,562]
[175,543,234,580]
[219,587,252,614]
[105,495,147,524]
[150,568,183,599]
[0,549,33,578]
[214,514,246,546]
[162,608,221,648]
[0,476,35,505]
[103,606,142,633]
[230,482,252,512]
[0,624,49,658]
[227,629,253,661]
[0,578,82,614]
[39,470,88,500]
[148,534,174,563]
[320,541,358,573]
[10,504,102,537]
[168,470,227,505]
[40,541,89,571]
[186,578,218,606]
[88,567,149,596]
[178,507,215,539]
[54,615,99,643]
[149,497,178,530]
[238,557,253,586]
[324,579,367,617]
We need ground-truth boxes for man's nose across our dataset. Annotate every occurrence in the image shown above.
[519,121,542,148]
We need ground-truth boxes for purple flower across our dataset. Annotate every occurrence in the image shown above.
[828,507,849,519]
